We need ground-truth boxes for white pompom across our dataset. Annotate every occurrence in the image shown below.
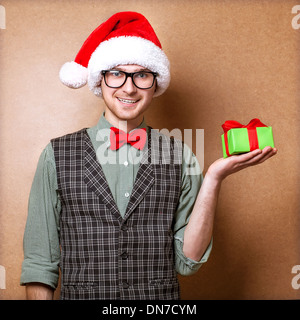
[59,61,88,89]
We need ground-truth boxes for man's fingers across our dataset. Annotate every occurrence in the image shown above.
[229,147,276,168]
[242,147,277,166]
[256,147,277,164]
[210,147,277,179]
[230,148,262,163]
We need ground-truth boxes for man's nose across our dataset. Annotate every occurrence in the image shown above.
[121,76,137,94]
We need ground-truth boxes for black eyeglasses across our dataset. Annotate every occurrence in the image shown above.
[101,70,158,89]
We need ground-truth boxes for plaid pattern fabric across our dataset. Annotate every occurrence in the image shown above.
[51,127,182,300]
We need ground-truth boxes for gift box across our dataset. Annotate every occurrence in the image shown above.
[221,118,274,158]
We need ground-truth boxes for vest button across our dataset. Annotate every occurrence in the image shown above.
[121,251,128,259]
[121,224,128,231]
[122,281,130,289]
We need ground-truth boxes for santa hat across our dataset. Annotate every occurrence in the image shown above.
[59,11,170,98]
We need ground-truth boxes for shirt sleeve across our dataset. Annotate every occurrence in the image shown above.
[20,143,61,289]
[173,143,213,276]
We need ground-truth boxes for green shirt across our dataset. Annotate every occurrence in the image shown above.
[20,113,212,290]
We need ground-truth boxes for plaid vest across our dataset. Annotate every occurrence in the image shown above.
[51,127,182,300]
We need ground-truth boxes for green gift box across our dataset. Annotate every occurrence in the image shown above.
[221,119,275,158]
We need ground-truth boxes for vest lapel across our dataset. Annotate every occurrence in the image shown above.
[124,128,155,220]
[83,131,122,222]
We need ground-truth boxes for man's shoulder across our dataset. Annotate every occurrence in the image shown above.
[50,127,88,144]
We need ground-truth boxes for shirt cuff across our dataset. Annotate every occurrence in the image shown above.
[174,237,213,276]
[20,258,59,290]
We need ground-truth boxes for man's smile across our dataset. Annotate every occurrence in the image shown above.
[117,97,140,104]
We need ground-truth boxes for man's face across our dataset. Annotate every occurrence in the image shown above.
[101,64,156,124]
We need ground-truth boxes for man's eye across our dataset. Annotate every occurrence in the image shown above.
[111,71,121,77]
[137,72,147,78]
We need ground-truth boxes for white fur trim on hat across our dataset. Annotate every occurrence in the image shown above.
[87,36,170,98]
[59,61,88,89]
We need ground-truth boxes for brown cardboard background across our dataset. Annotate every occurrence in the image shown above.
[0,0,299,299]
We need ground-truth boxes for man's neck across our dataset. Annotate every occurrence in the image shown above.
[104,111,144,133]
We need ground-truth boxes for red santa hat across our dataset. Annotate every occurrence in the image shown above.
[59,11,170,98]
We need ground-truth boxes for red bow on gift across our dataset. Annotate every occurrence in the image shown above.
[110,127,147,150]
[222,118,267,157]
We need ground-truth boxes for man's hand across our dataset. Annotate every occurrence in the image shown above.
[207,146,277,182]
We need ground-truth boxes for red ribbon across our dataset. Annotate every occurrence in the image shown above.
[222,118,268,157]
[110,127,147,150]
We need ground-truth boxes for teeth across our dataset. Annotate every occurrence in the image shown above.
[118,98,138,104]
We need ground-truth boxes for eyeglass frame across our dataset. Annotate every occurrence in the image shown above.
[101,70,158,90]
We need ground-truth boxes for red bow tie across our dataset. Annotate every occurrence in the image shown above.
[109,127,147,150]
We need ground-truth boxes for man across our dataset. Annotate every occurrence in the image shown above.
[20,12,276,300]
